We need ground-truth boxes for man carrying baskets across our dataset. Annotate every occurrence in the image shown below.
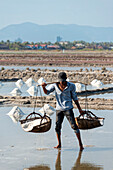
[42,72,84,151]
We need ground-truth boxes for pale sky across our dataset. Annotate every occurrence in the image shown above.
[0,0,113,29]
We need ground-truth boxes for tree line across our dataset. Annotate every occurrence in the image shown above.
[0,40,113,50]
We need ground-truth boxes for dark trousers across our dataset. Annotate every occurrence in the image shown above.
[55,109,79,134]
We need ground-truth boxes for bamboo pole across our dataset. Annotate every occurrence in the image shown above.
[37,81,87,86]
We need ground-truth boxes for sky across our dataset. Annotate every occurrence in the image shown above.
[0,0,113,30]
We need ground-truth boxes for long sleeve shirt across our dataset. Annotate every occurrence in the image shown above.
[46,82,78,111]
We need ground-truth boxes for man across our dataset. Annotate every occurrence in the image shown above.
[42,72,84,151]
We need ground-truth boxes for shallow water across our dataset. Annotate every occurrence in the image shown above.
[0,81,45,97]
[0,107,113,170]
[0,82,31,96]
[88,92,113,99]
[0,81,113,99]
[0,65,113,71]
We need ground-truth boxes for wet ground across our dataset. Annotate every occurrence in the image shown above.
[0,106,113,170]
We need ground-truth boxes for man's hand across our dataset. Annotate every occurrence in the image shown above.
[74,100,85,115]
[79,109,85,115]
[41,83,48,94]
[42,82,47,87]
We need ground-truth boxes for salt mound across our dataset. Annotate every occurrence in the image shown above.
[39,104,56,116]
[10,88,22,96]
[25,78,35,87]
[15,79,24,88]
[37,77,46,85]
[75,83,85,92]
[66,78,70,82]
[27,86,37,96]
[7,106,25,123]
[91,79,103,87]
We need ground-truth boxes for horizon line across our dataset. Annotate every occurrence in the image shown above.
[0,22,113,30]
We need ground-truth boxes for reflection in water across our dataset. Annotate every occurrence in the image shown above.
[24,165,50,170]
[55,150,103,170]
[72,151,103,170]
[55,150,61,170]
[25,149,103,170]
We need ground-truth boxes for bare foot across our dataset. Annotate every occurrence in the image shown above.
[54,144,61,149]
[80,146,84,151]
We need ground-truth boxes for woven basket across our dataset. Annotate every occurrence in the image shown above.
[20,112,51,133]
[75,110,105,130]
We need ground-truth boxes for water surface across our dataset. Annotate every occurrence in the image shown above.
[1,65,113,71]
[0,81,113,99]
[0,107,113,170]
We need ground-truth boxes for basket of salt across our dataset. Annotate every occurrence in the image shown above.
[19,112,51,133]
[75,110,105,130]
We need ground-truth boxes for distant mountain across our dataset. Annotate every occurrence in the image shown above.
[0,22,113,42]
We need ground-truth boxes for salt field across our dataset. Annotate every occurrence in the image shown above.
[0,65,113,170]
[0,107,113,170]
[1,65,113,71]
[0,81,113,99]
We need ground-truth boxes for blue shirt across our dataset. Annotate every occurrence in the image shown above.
[46,82,78,111]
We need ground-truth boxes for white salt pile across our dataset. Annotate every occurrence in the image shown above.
[75,83,85,92]
[27,86,37,96]
[66,78,70,81]
[7,106,25,123]
[91,79,103,87]
[15,79,24,88]
[37,77,46,85]
[25,78,35,87]
[10,88,22,96]
[39,104,56,116]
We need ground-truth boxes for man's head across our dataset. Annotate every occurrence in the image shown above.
[58,72,67,82]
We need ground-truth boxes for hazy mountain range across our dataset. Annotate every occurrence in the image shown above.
[0,22,113,42]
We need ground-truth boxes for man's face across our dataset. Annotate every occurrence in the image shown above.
[60,81,67,86]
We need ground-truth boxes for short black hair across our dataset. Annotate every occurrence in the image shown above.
[58,72,67,81]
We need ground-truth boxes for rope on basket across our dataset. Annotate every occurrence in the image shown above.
[33,86,38,113]
[75,73,105,130]
[19,84,52,133]
[33,85,45,114]
[38,85,46,115]
[85,74,89,112]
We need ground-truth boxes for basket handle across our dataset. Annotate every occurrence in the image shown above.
[87,110,98,118]
[25,112,43,120]
[78,110,98,119]
[39,114,50,125]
